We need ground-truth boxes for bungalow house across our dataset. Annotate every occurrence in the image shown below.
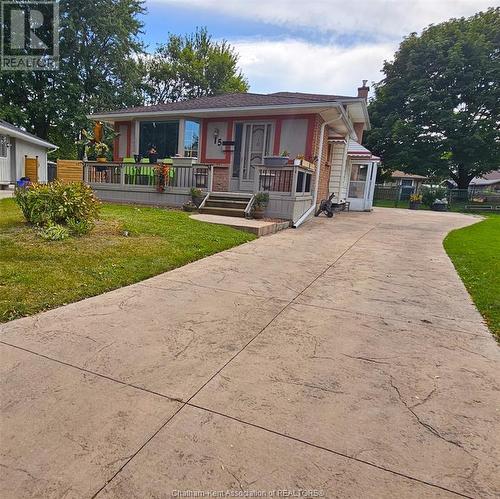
[88,83,379,224]
[469,170,500,193]
[0,120,58,188]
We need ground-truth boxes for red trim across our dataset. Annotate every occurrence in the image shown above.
[200,113,315,165]
[273,117,282,155]
[113,121,132,161]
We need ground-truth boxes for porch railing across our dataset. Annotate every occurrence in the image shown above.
[255,165,313,196]
[83,161,212,192]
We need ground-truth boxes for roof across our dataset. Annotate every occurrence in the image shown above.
[91,91,363,118]
[469,170,500,186]
[391,170,427,180]
[0,120,57,149]
[347,139,380,161]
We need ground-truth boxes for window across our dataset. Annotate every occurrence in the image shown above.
[184,121,200,158]
[139,121,179,158]
[401,179,413,187]
[0,135,8,158]
[348,164,368,198]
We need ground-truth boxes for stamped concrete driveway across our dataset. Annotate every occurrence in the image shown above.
[1,208,499,499]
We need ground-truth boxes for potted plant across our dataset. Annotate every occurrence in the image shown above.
[264,150,290,167]
[409,193,422,209]
[190,187,205,207]
[252,192,269,219]
[182,201,197,212]
[94,142,109,163]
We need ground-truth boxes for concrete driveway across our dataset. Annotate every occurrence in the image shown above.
[1,208,499,498]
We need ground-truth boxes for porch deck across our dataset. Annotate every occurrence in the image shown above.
[83,161,315,221]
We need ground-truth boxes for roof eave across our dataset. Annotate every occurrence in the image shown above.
[88,101,347,122]
[0,124,58,150]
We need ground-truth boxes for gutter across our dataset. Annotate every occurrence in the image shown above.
[87,101,342,121]
[293,107,346,228]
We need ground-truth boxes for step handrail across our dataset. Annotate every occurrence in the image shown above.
[244,194,256,219]
[198,192,210,210]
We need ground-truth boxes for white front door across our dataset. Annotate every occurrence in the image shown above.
[239,122,273,191]
[0,135,11,184]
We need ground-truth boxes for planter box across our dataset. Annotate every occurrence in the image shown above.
[264,156,289,167]
[172,157,197,167]
[293,159,315,171]
[409,202,421,210]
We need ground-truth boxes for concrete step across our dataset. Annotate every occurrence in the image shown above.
[199,206,246,218]
[210,192,252,202]
[205,199,249,209]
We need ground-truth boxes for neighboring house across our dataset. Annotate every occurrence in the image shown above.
[0,120,58,187]
[88,83,380,222]
[384,170,428,190]
[469,170,500,192]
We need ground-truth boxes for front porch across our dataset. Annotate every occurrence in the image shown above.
[83,161,315,222]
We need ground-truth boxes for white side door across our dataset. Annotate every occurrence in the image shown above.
[0,135,11,183]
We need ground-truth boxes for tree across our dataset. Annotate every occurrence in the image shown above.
[145,27,249,104]
[0,0,146,158]
[365,8,500,188]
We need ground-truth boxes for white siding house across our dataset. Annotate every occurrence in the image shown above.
[0,120,57,187]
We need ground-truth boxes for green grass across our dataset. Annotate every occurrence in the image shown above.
[444,214,500,339]
[0,198,255,322]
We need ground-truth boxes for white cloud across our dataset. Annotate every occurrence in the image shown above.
[233,39,395,95]
[149,0,493,40]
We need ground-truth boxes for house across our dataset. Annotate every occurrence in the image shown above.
[384,170,428,190]
[0,120,58,188]
[87,83,380,223]
[469,170,500,192]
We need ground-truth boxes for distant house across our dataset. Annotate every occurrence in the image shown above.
[0,120,58,187]
[386,170,428,190]
[469,170,500,192]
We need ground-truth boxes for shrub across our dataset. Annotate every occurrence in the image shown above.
[421,186,447,207]
[15,181,100,229]
[254,192,269,208]
[66,218,94,236]
[37,222,70,241]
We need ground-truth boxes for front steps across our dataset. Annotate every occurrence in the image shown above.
[199,192,252,218]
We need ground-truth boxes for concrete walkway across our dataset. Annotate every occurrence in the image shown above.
[1,208,499,498]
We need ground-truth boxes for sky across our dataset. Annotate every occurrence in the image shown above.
[142,0,495,97]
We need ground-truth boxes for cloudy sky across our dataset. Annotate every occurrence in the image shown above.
[143,0,494,96]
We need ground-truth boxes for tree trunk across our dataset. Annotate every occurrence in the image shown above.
[456,165,472,189]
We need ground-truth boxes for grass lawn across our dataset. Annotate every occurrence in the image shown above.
[0,199,255,322]
[444,214,500,339]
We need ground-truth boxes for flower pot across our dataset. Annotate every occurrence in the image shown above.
[148,153,158,164]
[96,157,107,163]
[192,195,204,208]
[264,156,289,167]
[253,206,265,219]
[409,201,421,210]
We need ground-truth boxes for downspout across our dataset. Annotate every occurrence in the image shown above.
[293,109,345,228]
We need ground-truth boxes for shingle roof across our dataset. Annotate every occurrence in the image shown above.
[0,120,57,149]
[470,170,500,185]
[391,170,427,180]
[93,91,359,117]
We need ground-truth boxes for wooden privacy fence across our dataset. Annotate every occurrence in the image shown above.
[24,156,38,182]
[56,159,83,182]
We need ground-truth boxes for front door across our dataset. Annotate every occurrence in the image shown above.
[238,122,273,191]
[0,135,11,184]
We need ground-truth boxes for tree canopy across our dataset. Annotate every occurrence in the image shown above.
[144,27,249,104]
[0,4,248,158]
[365,8,500,188]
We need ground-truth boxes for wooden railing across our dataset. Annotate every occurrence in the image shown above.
[255,165,313,196]
[83,161,212,192]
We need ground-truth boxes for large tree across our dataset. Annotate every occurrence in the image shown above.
[0,0,146,158]
[145,27,249,104]
[366,8,500,188]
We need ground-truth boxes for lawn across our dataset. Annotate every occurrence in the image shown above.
[0,199,255,322]
[444,214,500,339]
